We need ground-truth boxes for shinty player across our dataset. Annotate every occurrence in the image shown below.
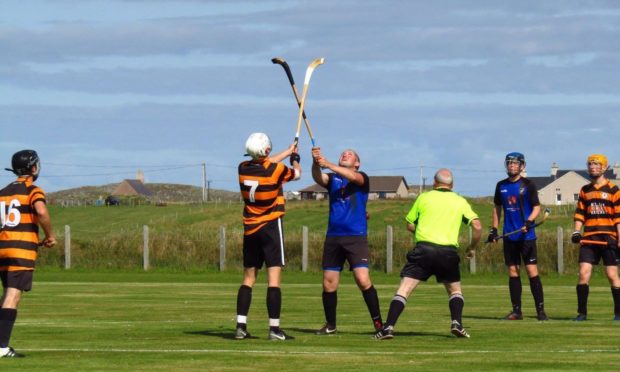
[487,152,548,321]
[311,147,382,335]
[571,154,620,321]
[234,133,301,341]
[1,150,56,358]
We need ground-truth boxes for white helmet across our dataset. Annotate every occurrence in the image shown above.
[245,132,272,160]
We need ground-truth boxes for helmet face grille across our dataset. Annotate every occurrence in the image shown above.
[505,152,525,165]
[10,150,40,176]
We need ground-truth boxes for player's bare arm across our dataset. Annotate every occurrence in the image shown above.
[317,158,364,185]
[34,200,56,247]
[466,219,482,259]
[311,147,329,186]
[268,142,297,163]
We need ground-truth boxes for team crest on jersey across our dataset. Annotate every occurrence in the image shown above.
[601,192,608,199]
[507,195,517,205]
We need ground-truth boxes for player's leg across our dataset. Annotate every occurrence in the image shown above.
[602,247,620,320]
[523,241,547,320]
[375,276,420,340]
[266,266,290,339]
[436,246,468,337]
[504,241,523,319]
[347,237,382,331]
[264,219,293,340]
[444,282,469,338]
[317,237,344,334]
[0,271,25,358]
[317,269,340,334]
[235,267,257,339]
[575,245,596,321]
[352,267,383,331]
[235,232,261,339]
[575,262,593,320]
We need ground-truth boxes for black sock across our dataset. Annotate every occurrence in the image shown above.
[611,287,620,316]
[362,286,382,327]
[509,277,522,313]
[267,287,281,331]
[0,309,17,348]
[385,295,407,328]
[236,285,252,329]
[577,284,589,315]
[322,291,337,327]
[529,275,545,313]
[448,293,464,324]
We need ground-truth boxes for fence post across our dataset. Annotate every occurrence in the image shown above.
[302,226,308,272]
[386,225,393,273]
[219,226,226,271]
[64,225,71,269]
[557,226,564,274]
[468,226,476,274]
[143,225,149,271]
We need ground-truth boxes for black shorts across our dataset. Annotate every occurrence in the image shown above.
[503,239,538,266]
[400,242,461,283]
[0,270,33,292]
[322,236,370,271]
[579,244,620,266]
[243,218,285,269]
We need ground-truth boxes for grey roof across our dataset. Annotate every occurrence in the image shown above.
[529,169,615,190]
[125,179,153,196]
[299,176,408,193]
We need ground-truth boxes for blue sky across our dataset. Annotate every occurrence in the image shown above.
[1,0,619,196]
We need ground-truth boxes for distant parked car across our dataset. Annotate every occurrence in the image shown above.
[105,196,121,206]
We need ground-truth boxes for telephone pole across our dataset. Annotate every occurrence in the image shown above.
[202,163,207,203]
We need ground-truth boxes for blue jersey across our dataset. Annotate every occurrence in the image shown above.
[494,177,540,241]
[325,172,369,236]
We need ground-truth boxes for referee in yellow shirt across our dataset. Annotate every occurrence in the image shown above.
[374,168,481,339]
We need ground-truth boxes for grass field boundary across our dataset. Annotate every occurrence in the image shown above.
[19,347,620,355]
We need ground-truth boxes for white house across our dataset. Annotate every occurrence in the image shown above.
[530,162,620,205]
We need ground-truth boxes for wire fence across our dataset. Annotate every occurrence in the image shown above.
[38,224,580,275]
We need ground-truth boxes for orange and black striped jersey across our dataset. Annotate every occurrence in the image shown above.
[574,180,620,246]
[0,177,46,271]
[239,159,296,235]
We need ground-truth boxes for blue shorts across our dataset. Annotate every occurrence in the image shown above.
[322,235,369,271]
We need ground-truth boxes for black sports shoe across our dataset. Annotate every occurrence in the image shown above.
[373,325,394,340]
[503,311,524,320]
[235,327,251,340]
[1,347,25,358]
[269,329,294,341]
[537,311,549,321]
[315,323,337,335]
[450,321,470,338]
[573,313,587,321]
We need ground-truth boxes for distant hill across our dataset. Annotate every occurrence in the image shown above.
[48,183,239,204]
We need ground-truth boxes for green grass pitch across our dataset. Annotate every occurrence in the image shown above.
[4,270,620,371]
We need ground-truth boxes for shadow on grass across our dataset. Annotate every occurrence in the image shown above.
[286,327,450,338]
[466,314,562,321]
[185,329,259,340]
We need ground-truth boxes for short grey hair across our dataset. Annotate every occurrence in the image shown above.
[434,168,453,186]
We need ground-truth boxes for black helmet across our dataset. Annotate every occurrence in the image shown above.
[5,150,41,180]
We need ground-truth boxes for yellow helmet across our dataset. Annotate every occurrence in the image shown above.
[587,154,608,169]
